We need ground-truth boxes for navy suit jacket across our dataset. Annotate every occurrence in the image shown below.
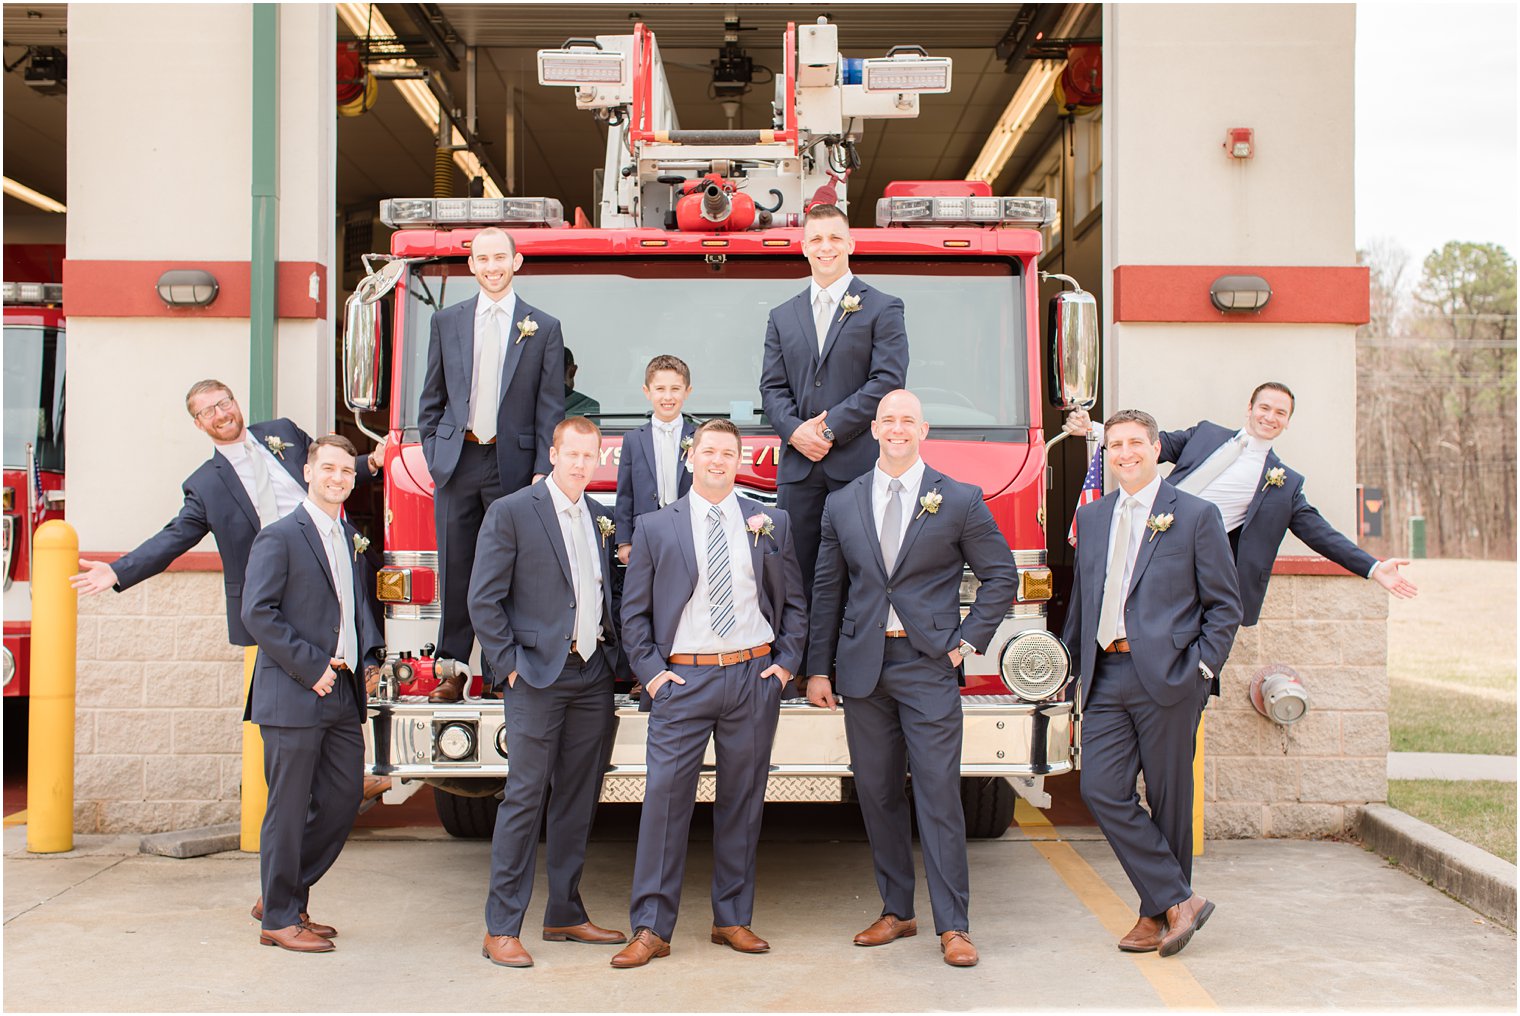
[759,278,909,484]
[1162,421,1376,626]
[613,417,697,546]
[1061,482,1242,708]
[111,419,376,646]
[417,294,564,491]
[620,495,807,686]
[467,481,621,689]
[240,506,384,727]
[807,466,1019,698]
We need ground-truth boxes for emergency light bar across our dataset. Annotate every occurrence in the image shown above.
[860,54,952,94]
[380,197,566,229]
[2,281,63,305]
[875,195,1056,228]
[538,47,625,86]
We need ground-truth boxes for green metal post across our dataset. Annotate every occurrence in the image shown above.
[1408,516,1427,559]
[249,4,278,422]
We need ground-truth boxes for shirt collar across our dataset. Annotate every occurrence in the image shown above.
[873,457,925,497]
[651,415,681,435]
[1117,473,1163,513]
[302,499,341,537]
[546,474,583,515]
[476,289,517,319]
[809,271,854,306]
[1235,428,1272,454]
[689,487,740,521]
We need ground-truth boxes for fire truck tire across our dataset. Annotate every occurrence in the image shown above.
[960,777,1017,838]
[432,787,499,839]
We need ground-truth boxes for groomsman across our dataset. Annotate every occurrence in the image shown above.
[418,226,565,702]
[614,354,697,566]
[241,435,384,953]
[1062,409,1242,957]
[805,390,1018,968]
[469,417,625,968]
[759,203,909,585]
[611,419,807,968]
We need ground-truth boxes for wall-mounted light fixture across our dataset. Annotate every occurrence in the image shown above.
[1210,274,1272,313]
[1250,665,1311,725]
[155,269,220,307]
[1224,127,1254,159]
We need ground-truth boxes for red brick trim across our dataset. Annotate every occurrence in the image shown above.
[85,551,224,573]
[1271,555,1365,576]
[61,260,327,319]
[1113,265,1369,324]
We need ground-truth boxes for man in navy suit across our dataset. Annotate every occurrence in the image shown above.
[418,227,565,701]
[1062,410,1242,958]
[469,417,627,968]
[614,354,696,566]
[805,390,1018,969]
[1063,382,1416,625]
[610,419,807,968]
[760,203,909,587]
[241,435,385,953]
[71,379,380,644]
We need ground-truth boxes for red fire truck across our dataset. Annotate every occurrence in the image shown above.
[342,20,1098,838]
[3,282,67,699]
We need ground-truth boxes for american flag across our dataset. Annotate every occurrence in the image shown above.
[1067,445,1104,547]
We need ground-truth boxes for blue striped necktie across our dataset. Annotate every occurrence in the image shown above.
[707,504,736,638]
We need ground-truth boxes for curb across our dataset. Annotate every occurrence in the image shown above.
[1356,803,1517,930]
[139,823,241,859]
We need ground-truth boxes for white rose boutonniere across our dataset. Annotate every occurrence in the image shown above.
[1262,467,1286,491]
[837,293,862,322]
[916,488,943,520]
[679,434,694,454]
[1146,513,1175,543]
[515,316,538,344]
[264,435,291,459]
[746,512,776,546]
[596,515,616,547]
[352,533,370,560]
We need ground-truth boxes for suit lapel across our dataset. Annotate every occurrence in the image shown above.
[670,498,699,584]
[790,290,817,369]
[676,418,696,497]
[890,467,939,578]
[854,477,887,578]
[212,454,261,530]
[297,510,339,594]
[817,279,867,368]
[499,297,535,400]
[531,484,574,587]
[1241,449,1280,532]
[249,422,305,489]
[737,496,768,590]
[588,500,617,626]
[1127,483,1176,593]
[1082,493,1118,613]
[451,301,476,407]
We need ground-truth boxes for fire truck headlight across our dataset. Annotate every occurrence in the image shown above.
[2,647,14,688]
[537,47,625,86]
[860,54,952,94]
[436,721,477,762]
[494,725,510,760]
[998,631,1069,702]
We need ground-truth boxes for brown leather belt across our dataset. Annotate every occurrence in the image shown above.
[667,643,771,667]
[884,630,909,638]
[1102,638,1131,654]
[463,431,496,445]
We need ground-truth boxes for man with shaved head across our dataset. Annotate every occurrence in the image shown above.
[805,390,1017,968]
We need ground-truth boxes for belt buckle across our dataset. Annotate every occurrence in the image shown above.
[718,649,742,667]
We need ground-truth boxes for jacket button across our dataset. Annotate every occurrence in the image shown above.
[878,623,884,628]
[565,635,571,641]
[332,626,340,634]
[814,380,822,387]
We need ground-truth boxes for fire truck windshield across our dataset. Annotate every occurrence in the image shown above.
[3,325,65,470]
[397,258,1029,434]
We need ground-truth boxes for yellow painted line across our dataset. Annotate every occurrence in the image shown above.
[1015,799,1217,1010]
[4,809,27,828]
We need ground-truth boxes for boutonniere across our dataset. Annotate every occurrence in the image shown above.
[916,488,943,520]
[1262,467,1286,490]
[837,292,862,322]
[515,316,538,344]
[746,512,776,546]
[264,435,291,459]
[352,533,370,560]
[679,434,693,454]
[1146,513,1175,542]
[596,515,616,547]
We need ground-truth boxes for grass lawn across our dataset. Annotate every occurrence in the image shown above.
[1387,779,1517,863]
[1390,679,1517,755]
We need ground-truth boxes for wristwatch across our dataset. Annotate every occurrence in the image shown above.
[958,640,977,658]
[821,425,835,442]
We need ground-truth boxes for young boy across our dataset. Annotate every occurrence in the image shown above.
[615,355,697,565]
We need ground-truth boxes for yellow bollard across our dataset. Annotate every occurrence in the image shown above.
[1192,714,1206,856]
[240,646,266,852]
[27,520,77,853]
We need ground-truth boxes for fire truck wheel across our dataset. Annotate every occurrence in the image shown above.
[960,777,1017,839]
[432,787,499,839]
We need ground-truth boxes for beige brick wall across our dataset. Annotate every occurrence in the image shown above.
[1203,573,1390,839]
[73,572,244,834]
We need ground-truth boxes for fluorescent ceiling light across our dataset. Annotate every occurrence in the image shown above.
[3,176,66,213]
[966,4,1091,185]
[337,3,503,199]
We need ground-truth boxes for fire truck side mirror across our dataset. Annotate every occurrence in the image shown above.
[343,258,410,413]
[1045,286,1099,411]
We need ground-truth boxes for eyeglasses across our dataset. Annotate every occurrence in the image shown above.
[192,396,235,422]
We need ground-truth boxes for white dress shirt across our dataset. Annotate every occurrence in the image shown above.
[217,437,306,521]
[1193,429,1271,533]
[301,500,358,670]
[545,476,604,657]
[809,271,855,353]
[670,489,775,654]
[470,289,517,424]
[1103,474,1162,641]
[872,457,925,632]
[650,416,683,507]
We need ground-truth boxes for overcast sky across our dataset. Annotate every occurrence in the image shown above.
[1356,3,1518,273]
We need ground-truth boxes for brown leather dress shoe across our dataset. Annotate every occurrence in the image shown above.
[1159,895,1215,958]
[482,934,534,968]
[428,673,467,703]
[1118,915,1166,953]
[610,928,670,968]
[853,914,918,947]
[940,930,978,967]
[259,925,335,953]
[710,925,770,953]
[543,921,627,944]
[251,897,337,939]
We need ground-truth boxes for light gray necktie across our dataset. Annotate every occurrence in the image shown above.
[880,477,905,575]
[654,422,677,507]
[244,435,279,529]
[328,523,359,670]
[568,504,599,656]
[1176,433,1248,495]
[1096,496,1139,650]
[814,290,834,353]
[472,304,504,442]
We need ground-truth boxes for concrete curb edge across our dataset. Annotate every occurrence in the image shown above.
[1355,803,1517,930]
[139,823,241,859]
